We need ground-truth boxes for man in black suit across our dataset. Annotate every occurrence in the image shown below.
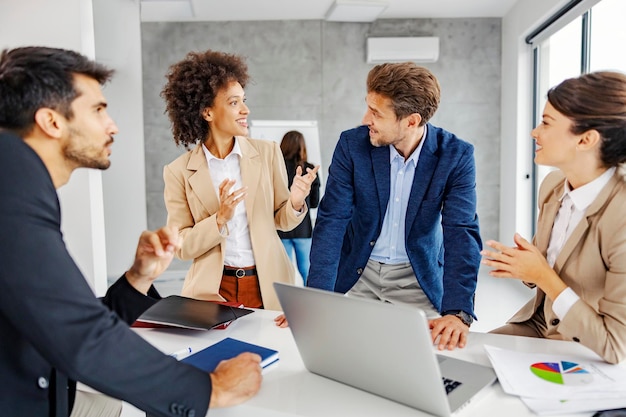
[0,46,262,417]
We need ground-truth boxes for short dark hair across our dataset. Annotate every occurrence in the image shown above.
[366,62,440,125]
[0,46,114,135]
[161,50,250,149]
[548,71,626,167]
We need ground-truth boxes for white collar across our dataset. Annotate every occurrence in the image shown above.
[202,137,243,161]
[561,167,616,211]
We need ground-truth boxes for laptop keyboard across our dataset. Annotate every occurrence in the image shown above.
[442,377,462,395]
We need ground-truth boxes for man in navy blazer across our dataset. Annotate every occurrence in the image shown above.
[307,63,482,350]
[0,46,262,417]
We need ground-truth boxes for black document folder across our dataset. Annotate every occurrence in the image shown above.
[133,295,254,330]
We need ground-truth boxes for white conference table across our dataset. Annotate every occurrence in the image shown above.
[119,309,606,417]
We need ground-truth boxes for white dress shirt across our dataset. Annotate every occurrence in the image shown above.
[550,167,616,318]
[202,139,256,267]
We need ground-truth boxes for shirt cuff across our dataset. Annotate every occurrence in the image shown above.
[292,201,306,216]
[216,218,229,236]
[552,287,580,319]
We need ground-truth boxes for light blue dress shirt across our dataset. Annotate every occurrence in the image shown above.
[370,127,427,264]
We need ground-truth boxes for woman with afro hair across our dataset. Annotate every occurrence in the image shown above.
[161,50,319,311]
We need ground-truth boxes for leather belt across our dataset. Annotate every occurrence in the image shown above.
[223,267,257,278]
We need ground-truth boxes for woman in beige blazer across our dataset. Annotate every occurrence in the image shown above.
[161,50,318,311]
[482,71,626,363]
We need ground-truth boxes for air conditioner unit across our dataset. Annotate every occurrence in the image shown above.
[366,37,439,64]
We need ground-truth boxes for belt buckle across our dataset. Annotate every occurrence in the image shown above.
[235,268,245,278]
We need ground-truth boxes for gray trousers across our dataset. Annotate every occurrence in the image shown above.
[346,259,440,318]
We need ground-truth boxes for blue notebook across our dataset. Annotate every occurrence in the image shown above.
[182,337,279,372]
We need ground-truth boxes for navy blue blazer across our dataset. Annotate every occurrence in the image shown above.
[307,124,482,315]
[0,131,211,417]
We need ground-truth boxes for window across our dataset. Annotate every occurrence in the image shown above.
[529,0,626,232]
[589,0,626,72]
[533,16,583,206]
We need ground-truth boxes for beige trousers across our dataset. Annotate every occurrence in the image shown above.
[70,390,122,417]
[347,259,440,317]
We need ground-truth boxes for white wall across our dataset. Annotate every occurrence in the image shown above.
[93,0,148,281]
[0,0,109,295]
[0,0,146,295]
[499,0,569,244]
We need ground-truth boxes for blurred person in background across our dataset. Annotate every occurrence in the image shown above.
[278,130,321,285]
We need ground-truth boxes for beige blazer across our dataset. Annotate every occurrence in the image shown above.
[163,137,304,310]
[506,168,626,363]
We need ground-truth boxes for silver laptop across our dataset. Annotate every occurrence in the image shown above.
[274,283,496,417]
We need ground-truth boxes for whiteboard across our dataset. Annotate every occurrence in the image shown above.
[249,120,324,197]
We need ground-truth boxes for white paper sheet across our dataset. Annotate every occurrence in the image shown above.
[484,345,626,400]
[521,396,626,415]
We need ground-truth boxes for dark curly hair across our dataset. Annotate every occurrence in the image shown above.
[161,50,250,148]
[548,71,626,167]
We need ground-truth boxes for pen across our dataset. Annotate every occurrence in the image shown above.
[169,347,193,360]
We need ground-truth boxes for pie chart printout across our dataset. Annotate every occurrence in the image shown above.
[530,361,593,385]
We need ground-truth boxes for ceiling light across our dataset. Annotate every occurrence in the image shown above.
[325,0,388,23]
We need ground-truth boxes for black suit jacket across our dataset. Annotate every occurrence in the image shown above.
[101,273,162,324]
[0,131,212,417]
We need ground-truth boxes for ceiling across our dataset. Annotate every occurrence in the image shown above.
[140,0,520,22]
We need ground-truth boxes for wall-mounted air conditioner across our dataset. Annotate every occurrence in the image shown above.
[366,37,439,64]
